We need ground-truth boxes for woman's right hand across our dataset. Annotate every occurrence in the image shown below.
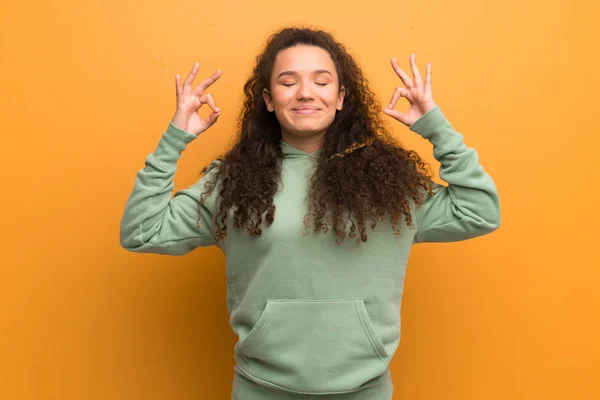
[171,62,222,136]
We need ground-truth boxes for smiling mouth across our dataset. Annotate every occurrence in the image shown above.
[292,108,320,114]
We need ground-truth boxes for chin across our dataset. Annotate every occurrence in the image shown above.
[289,121,330,135]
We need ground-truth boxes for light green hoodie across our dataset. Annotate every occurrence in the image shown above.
[120,106,500,396]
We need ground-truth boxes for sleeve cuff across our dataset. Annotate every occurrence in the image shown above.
[150,122,198,167]
[409,105,446,136]
[409,106,463,151]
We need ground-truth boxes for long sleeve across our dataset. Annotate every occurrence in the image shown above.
[410,106,501,243]
[119,122,220,255]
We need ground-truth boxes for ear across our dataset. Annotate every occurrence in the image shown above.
[262,88,274,112]
[337,85,346,111]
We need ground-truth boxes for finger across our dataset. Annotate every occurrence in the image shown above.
[387,86,409,110]
[199,93,220,113]
[203,110,221,129]
[391,57,414,88]
[383,108,409,126]
[410,54,423,89]
[425,63,432,93]
[193,69,222,95]
[184,62,200,89]
[175,74,183,97]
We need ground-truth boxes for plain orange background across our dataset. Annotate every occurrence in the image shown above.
[1,0,598,398]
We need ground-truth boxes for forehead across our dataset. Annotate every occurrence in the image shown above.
[273,45,337,75]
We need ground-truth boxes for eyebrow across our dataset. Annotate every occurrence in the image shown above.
[276,69,333,79]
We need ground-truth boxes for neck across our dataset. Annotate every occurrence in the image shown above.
[281,130,326,153]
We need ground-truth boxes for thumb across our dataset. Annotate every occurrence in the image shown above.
[204,110,221,128]
[383,108,409,126]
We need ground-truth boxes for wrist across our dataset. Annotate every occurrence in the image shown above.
[171,111,189,133]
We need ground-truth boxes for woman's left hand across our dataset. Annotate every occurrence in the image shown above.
[383,54,436,127]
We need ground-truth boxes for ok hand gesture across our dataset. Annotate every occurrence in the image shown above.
[171,62,222,136]
[383,54,436,127]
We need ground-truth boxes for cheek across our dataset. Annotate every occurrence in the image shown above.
[270,90,293,107]
[323,88,341,106]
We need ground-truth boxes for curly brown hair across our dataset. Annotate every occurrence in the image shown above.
[199,27,435,244]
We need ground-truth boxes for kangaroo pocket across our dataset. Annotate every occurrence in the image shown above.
[236,299,390,394]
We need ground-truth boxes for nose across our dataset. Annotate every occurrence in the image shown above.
[296,82,315,100]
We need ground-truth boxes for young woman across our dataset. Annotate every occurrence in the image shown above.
[120,27,500,399]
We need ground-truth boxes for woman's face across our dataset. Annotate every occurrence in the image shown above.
[263,45,345,144]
